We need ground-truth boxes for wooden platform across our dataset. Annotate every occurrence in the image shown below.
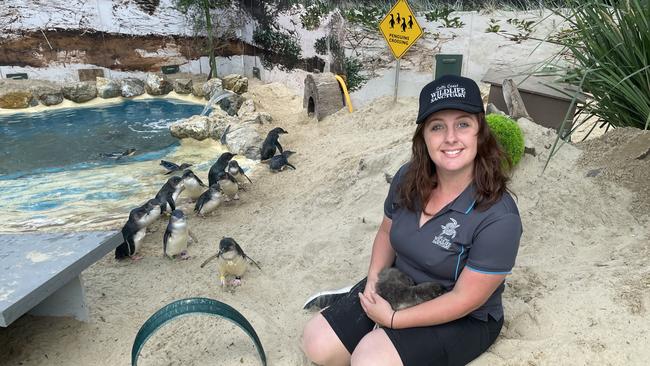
[0,231,122,327]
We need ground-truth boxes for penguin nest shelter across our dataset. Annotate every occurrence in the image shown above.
[303,72,347,121]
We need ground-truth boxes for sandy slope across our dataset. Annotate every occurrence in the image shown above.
[1,80,648,366]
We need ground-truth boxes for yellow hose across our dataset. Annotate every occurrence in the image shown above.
[334,75,354,113]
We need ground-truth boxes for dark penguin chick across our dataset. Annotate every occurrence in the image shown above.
[114,199,161,260]
[208,152,237,187]
[163,209,198,260]
[269,150,296,172]
[260,127,288,161]
[155,176,185,214]
[215,171,239,201]
[160,160,192,175]
[194,183,224,216]
[227,160,252,188]
[375,267,446,311]
[200,237,261,287]
[181,169,207,200]
[100,148,136,160]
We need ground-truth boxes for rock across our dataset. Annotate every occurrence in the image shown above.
[62,81,97,103]
[31,85,63,106]
[202,78,223,99]
[237,99,256,116]
[486,103,505,115]
[222,74,248,94]
[224,124,263,159]
[144,73,173,95]
[170,115,212,140]
[96,77,121,99]
[192,81,205,98]
[1,88,34,108]
[173,78,193,94]
[121,78,145,98]
[217,93,244,116]
[239,111,273,125]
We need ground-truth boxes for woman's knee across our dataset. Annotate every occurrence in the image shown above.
[350,330,402,366]
[301,314,350,365]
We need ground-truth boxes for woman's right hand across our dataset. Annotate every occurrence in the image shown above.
[363,275,378,304]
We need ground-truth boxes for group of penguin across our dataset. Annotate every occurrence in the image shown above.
[113,126,294,287]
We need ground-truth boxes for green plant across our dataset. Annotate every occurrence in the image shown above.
[341,4,385,31]
[253,26,302,70]
[343,56,368,92]
[485,18,501,33]
[314,36,342,56]
[424,7,465,28]
[300,0,330,30]
[486,114,525,167]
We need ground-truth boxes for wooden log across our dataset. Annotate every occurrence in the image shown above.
[502,78,530,120]
[303,72,345,121]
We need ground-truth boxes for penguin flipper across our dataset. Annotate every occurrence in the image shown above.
[163,228,171,256]
[286,163,297,170]
[200,253,220,268]
[167,196,176,212]
[275,141,284,154]
[245,255,262,270]
[195,175,207,187]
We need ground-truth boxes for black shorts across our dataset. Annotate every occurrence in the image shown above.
[321,278,504,366]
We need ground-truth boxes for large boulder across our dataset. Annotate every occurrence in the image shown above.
[62,81,97,103]
[121,78,145,98]
[192,81,205,98]
[31,85,63,106]
[173,78,193,94]
[144,73,173,95]
[202,78,223,99]
[0,87,34,109]
[224,124,263,159]
[170,115,212,140]
[222,74,248,94]
[240,111,273,125]
[217,93,244,116]
[96,77,121,99]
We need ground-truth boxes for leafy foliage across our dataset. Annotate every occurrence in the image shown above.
[424,7,465,28]
[300,0,330,30]
[485,18,501,33]
[486,114,525,167]
[253,26,302,70]
[341,4,385,30]
[343,56,368,92]
[314,35,342,56]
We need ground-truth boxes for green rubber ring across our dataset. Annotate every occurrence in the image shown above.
[132,297,267,366]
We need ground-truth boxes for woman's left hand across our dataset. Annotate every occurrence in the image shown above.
[358,291,394,328]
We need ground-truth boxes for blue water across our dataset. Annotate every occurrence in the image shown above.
[0,99,203,178]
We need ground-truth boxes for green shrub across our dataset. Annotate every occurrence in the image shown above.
[486,114,525,167]
[343,56,368,92]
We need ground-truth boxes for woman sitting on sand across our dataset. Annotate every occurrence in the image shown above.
[301,75,523,366]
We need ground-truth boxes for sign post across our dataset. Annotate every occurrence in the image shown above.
[379,0,423,102]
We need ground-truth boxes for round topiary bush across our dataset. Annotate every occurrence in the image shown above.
[485,113,525,167]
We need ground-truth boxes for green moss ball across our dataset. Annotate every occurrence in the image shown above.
[485,113,525,167]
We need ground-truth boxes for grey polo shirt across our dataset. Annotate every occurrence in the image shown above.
[384,164,522,321]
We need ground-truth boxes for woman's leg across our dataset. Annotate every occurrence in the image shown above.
[350,329,403,366]
[302,313,351,366]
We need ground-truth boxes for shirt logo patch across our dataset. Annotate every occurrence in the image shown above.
[432,218,460,249]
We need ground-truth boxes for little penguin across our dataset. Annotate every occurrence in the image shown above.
[114,199,161,260]
[227,160,252,188]
[215,171,239,201]
[181,169,207,200]
[260,127,288,161]
[100,148,136,160]
[200,237,261,287]
[194,183,224,216]
[155,176,185,214]
[375,267,446,310]
[269,150,296,172]
[160,160,192,175]
[163,209,197,260]
[208,152,237,187]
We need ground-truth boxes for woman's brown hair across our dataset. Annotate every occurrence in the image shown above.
[396,112,512,213]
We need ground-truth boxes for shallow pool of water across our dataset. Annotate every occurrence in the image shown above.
[0,100,254,233]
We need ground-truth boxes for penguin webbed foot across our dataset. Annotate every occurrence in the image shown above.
[228,278,242,287]
[178,251,191,260]
[130,255,144,261]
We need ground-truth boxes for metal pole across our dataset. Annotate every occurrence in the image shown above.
[393,58,400,103]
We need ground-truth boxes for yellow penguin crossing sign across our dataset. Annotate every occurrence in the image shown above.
[379,0,423,59]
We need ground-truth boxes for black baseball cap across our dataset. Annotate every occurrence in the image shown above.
[415,74,484,124]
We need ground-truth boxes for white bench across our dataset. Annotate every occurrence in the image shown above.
[0,231,122,327]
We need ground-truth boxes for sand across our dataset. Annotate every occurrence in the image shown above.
[2,7,650,365]
[1,78,648,366]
